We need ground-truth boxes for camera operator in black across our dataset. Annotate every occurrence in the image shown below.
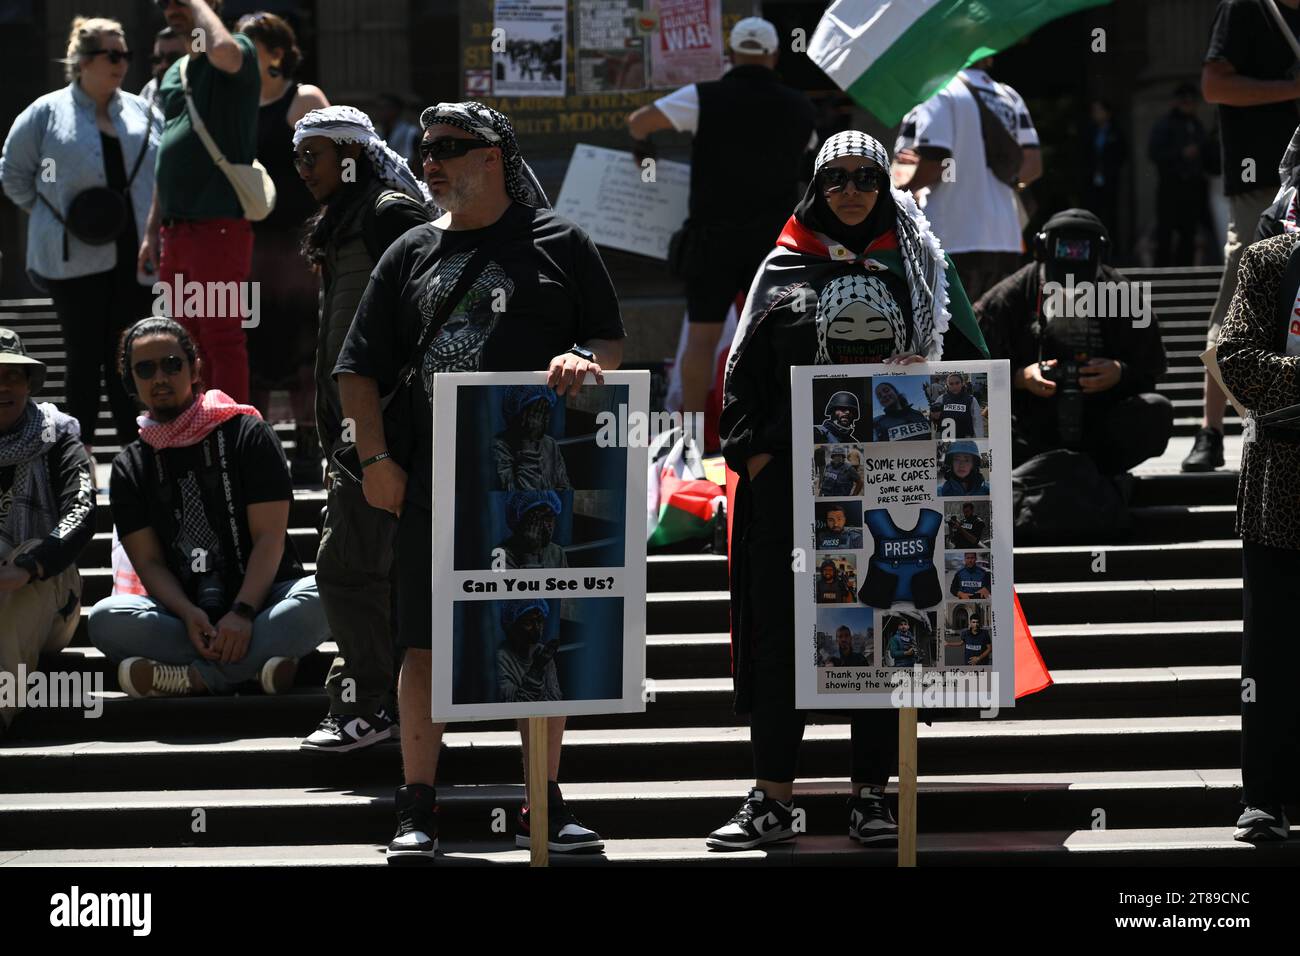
[948,502,985,548]
[975,208,1172,474]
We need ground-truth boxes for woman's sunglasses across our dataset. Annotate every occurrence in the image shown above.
[419,137,495,162]
[292,146,331,171]
[818,164,885,195]
[85,49,134,65]
[132,355,186,380]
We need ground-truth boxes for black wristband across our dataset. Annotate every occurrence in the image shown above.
[360,451,392,470]
[230,601,257,621]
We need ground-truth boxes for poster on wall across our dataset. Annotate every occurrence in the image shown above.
[493,0,567,97]
[575,0,648,93]
[429,371,650,721]
[555,143,689,259]
[791,361,1015,711]
[648,0,725,89]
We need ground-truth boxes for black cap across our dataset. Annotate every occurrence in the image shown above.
[0,327,46,394]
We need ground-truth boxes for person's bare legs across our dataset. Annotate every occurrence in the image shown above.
[398,648,446,785]
[680,321,724,415]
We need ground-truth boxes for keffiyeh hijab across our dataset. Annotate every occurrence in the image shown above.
[293,105,431,204]
[419,101,551,209]
[798,130,951,360]
[0,401,79,556]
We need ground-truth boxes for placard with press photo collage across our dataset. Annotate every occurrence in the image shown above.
[428,371,650,721]
[791,362,1014,710]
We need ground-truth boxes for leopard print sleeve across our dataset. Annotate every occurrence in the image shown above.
[1217,234,1300,416]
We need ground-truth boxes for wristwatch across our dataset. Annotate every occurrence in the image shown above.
[12,553,39,584]
[568,344,596,362]
[230,601,257,621]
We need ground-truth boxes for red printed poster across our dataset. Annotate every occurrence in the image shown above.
[649,0,724,89]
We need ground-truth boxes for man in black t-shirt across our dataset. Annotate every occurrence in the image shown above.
[334,102,625,863]
[1184,0,1300,473]
[88,319,327,701]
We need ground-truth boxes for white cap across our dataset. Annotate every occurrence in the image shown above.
[729,17,779,56]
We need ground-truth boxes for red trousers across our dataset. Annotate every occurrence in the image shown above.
[158,218,255,402]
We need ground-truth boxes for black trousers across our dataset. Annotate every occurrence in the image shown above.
[744,461,897,784]
[44,264,153,446]
[684,227,777,324]
[1011,392,1173,474]
[1240,539,1300,807]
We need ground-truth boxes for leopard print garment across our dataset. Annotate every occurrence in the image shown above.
[1216,232,1300,548]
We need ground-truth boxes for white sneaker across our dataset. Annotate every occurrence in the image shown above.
[259,657,298,695]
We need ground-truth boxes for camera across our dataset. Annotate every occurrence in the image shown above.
[1042,351,1088,449]
[194,571,226,623]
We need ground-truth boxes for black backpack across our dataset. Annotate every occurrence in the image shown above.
[1011,449,1131,545]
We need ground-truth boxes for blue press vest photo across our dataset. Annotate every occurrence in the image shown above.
[862,508,942,607]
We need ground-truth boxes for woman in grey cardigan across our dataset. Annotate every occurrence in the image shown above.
[0,16,158,452]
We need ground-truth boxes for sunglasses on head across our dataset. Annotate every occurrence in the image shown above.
[85,49,134,65]
[132,355,186,380]
[818,164,885,195]
[419,137,494,162]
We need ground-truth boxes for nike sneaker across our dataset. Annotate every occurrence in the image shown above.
[706,787,796,850]
[848,785,898,846]
[515,781,604,852]
[387,784,438,864]
[1234,805,1290,843]
[300,707,398,752]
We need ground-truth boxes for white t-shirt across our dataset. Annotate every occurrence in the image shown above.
[895,69,1039,254]
[654,82,819,151]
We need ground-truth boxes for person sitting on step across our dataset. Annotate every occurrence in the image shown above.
[0,327,95,736]
[88,317,327,698]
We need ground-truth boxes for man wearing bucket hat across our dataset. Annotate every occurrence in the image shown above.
[0,328,96,735]
[626,17,817,415]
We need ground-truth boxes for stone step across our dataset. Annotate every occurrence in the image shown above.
[0,716,1243,792]
[0,770,1252,850]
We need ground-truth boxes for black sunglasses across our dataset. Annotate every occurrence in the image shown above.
[292,146,331,171]
[818,164,885,195]
[419,137,495,162]
[85,49,134,65]
[155,0,188,9]
[132,355,186,380]
[151,52,182,66]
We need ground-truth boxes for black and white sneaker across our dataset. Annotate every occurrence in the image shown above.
[848,785,898,846]
[386,784,439,864]
[706,787,796,850]
[515,781,604,852]
[300,708,398,752]
[1233,805,1290,843]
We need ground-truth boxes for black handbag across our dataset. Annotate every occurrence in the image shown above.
[334,241,498,478]
[36,116,152,260]
[960,76,1023,188]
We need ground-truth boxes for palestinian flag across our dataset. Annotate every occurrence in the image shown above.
[809,0,1112,125]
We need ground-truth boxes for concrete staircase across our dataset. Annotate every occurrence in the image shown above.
[1,267,1294,866]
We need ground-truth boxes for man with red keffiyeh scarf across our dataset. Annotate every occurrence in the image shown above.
[88,317,327,698]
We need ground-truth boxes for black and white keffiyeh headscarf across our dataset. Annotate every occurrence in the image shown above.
[806,130,951,360]
[293,105,431,204]
[419,101,551,209]
[0,401,79,557]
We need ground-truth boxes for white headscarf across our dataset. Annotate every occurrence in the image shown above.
[293,105,431,204]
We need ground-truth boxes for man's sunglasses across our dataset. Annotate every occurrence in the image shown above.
[85,49,134,65]
[818,164,885,195]
[151,52,182,67]
[419,137,495,162]
[132,355,186,380]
